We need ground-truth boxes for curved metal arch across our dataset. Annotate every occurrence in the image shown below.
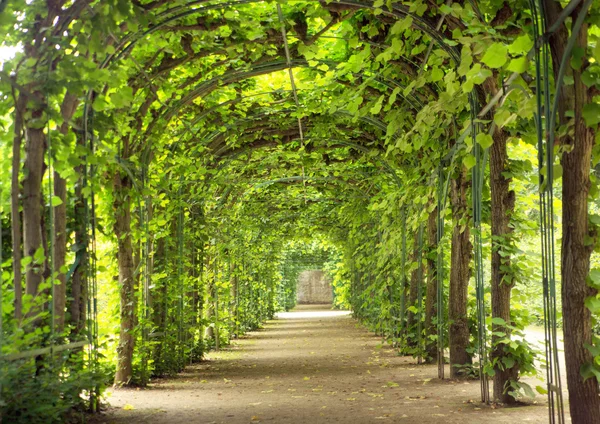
[163,58,429,143]
[213,174,379,216]
[87,0,459,144]
[193,108,391,153]
[108,0,459,68]
[130,35,441,99]
[82,0,474,194]
[204,130,403,188]
[146,57,425,138]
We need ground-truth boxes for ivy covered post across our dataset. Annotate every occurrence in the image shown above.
[424,206,438,363]
[113,170,137,386]
[544,1,600,422]
[449,164,472,377]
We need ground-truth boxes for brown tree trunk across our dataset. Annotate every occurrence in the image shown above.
[449,165,472,377]
[113,172,136,386]
[487,77,519,403]
[23,109,47,320]
[544,2,600,422]
[11,93,25,321]
[53,94,79,332]
[424,207,438,363]
[52,174,67,332]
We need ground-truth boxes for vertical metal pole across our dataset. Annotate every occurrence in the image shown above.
[178,181,184,366]
[86,98,99,412]
[437,165,445,379]
[470,100,490,404]
[399,209,407,341]
[141,162,150,385]
[47,117,56,361]
[0,177,4,362]
[417,223,424,365]
[214,253,220,351]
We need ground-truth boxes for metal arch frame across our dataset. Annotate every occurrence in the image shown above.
[85,0,464,153]
[144,57,427,141]
[184,113,404,186]
[108,0,461,67]
[215,174,382,211]
[200,136,395,209]
[162,59,430,142]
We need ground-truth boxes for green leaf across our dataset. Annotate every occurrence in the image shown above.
[583,103,600,127]
[507,57,529,73]
[51,196,63,207]
[571,47,585,70]
[476,133,493,149]
[581,362,600,382]
[370,95,384,115]
[463,154,476,170]
[390,17,413,35]
[590,214,600,226]
[553,163,563,179]
[502,356,515,368]
[588,269,600,289]
[584,295,600,313]
[34,247,45,264]
[481,43,508,69]
[508,34,533,55]
[458,46,472,76]
[430,67,444,82]
[491,317,506,326]
[463,64,492,93]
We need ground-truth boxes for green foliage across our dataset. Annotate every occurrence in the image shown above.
[0,349,109,423]
[1,0,599,417]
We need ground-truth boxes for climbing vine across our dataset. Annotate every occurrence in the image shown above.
[0,1,599,423]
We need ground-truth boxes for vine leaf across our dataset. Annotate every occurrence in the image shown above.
[481,43,508,69]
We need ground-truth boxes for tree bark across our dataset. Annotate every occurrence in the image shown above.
[449,165,472,377]
[53,93,79,332]
[424,207,438,363]
[11,93,25,321]
[544,2,600,422]
[23,109,47,320]
[486,77,519,403]
[52,174,67,332]
[113,172,136,386]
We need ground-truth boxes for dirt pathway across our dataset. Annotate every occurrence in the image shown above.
[98,305,558,423]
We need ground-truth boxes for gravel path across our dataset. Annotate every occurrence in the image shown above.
[97,305,558,423]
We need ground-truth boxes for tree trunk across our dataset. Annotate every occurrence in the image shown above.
[52,174,67,332]
[113,172,136,386]
[487,77,518,403]
[23,109,47,321]
[449,165,472,377]
[11,93,25,321]
[424,207,438,363]
[53,94,79,333]
[544,2,600,421]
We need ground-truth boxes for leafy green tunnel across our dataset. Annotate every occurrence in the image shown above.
[1,1,599,423]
